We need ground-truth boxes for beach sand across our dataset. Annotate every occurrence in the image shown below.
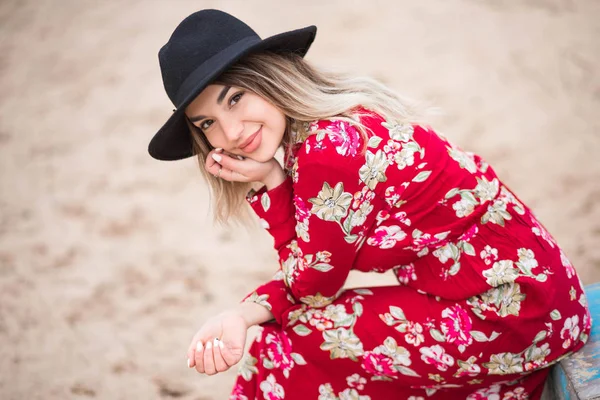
[0,0,599,398]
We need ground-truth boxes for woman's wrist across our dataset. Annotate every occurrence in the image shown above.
[236,301,275,328]
[261,161,286,190]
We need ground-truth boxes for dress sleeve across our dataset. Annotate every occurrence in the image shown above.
[241,118,384,325]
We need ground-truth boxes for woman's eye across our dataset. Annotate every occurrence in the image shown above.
[200,120,213,130]
[229,92,244,106]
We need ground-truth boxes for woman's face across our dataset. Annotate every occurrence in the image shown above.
[185,84,286,162]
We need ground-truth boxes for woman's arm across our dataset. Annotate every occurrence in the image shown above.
[236,301,275,327]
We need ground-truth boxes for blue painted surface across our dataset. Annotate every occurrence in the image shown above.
[549,282,600,400]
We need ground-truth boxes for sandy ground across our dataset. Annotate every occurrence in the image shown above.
[0,0,599,398]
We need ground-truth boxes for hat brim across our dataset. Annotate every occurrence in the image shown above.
[148,25,317,161]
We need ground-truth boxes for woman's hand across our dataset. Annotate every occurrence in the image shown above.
[205,148,286,189]
[186,309,247,375]
[186,302,275,375]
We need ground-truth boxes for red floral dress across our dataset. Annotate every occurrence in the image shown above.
[231,107,591,400]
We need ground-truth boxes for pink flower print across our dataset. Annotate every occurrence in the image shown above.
[294,195,311,222]
[502,387,528,400]
[419,345,455,371]
[327,121,361,157]
[392,211,411,226]
[361,351,398,378]
[307,310,334,331]
[367,225,407,249]
[376,210,390,225]
[384,186,405,208]
[383,139,401,163]
[466,384,501,400]
[458,224,478,241]
[352,186,375,209]
[560,250,575,279]
[440,306,473,352]
[404,321,425,346]
[393,263,417,285]
[530,214,557,248]
[264,332,295,375]
[560,315,581,349]
[230,383,249,400]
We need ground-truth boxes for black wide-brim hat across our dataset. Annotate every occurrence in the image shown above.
[148,9,317,161]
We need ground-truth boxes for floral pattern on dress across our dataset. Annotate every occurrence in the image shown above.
[236,108,590,399]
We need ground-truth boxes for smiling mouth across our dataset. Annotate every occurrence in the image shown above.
[239,127,261,150]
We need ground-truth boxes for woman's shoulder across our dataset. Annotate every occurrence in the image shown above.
[296,106,434,161]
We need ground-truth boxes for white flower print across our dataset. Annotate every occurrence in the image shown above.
[560,315,580,349]
[359,150,389,190]
[382,121,414,142]
[259,374,285,400]
[237,355,259,382]
[318,383,337,400]
[454,356,481,378]
[452,197,476,218]
[474,177,499,202]
[524,343,550,371]
[483,352,524,375]
[480,245,498,265]
[309,182,353,221]
[419,345,455,372]
[339,388,371,400]
[393,148,416,170]
[346,373,367,390]
[482,260,519,287]
[321,328,364,360]
[515,248,538,275]
[481,198,512,226]
[433,243,458,264]
[447,146,478,173]
[243,292,272,310]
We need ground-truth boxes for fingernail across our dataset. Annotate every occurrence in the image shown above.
[206,340,212,349]
[218,340,224,349]
[196,341,203,352]
[215,148,223,152]
[187,358,191,368]
[213,338,219,348]
[236,155,245,161]
[212,153,222,162]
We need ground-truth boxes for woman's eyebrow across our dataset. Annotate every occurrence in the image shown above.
[189,86,231,122]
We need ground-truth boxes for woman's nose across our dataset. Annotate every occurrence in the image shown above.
[221,118,243,144]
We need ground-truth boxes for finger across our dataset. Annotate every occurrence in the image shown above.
[203,338,217,375]
[204,151,221,173]
[194,341,205,373]
[212,338,230,372]
[187,342,196,369]
[210,153,250,178]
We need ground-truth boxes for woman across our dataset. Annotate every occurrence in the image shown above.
[149,9,591,400]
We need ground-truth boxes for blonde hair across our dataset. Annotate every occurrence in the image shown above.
[188,51,431,225]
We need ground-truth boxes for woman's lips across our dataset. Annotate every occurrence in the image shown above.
[239,127,262,153]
